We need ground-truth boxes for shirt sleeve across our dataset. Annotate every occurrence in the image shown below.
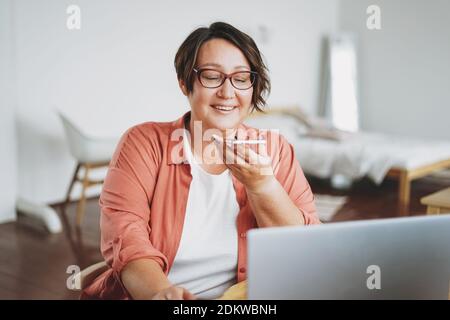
[99,125,169,278]
[273,133,321,225]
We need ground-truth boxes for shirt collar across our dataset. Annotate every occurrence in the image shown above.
[166,111,190,165]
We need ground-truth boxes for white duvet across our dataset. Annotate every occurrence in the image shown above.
[245,114,450,185]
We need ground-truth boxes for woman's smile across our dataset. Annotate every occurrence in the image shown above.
[210,104,239,114]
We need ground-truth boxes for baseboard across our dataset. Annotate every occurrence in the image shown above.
[0,205,17,224]
[0,215,16,224]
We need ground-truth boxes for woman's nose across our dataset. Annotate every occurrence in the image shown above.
[217,78,235,99]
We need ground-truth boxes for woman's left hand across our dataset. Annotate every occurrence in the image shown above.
[213,130,275,193]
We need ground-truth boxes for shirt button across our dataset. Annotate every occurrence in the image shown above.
[239,267,246,273]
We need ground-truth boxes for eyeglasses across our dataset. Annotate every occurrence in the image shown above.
[193,68,257,90]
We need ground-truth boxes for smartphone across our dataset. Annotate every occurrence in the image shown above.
[212,134,266,145]
[227,140,266,145]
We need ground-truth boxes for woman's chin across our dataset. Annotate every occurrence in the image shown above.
[208,117,241,132]
[205,111,243,131]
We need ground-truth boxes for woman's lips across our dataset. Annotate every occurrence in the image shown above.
[211,105,238,113]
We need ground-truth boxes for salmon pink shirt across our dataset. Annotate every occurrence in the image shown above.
[82,111,320,299]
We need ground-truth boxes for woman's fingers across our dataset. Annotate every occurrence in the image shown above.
[182,288,198,300]
[212,132,269,171]
[235,144,258,164]
[153,286,197,300]
[213,134,247,167]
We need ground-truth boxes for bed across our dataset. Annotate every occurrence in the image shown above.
[245,107,450,214]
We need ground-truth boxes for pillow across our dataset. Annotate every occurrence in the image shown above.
[244,113,308,143]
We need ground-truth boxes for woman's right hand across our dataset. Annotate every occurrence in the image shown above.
[151,286,197,300]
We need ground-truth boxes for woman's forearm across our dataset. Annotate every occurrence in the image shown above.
[120,258,172,299]
[246,177,305,228]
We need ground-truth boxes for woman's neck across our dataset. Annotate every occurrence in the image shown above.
[186,116,236,171]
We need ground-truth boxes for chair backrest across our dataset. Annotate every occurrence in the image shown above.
[58,112,118,163]
[58,112,88,160]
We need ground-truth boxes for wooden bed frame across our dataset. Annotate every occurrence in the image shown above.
[247,107,450,214]
[387,160,450,214]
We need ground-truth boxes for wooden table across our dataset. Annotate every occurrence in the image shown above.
[421,187,450,215]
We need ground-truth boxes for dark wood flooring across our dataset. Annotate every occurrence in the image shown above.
[0,175,448,299]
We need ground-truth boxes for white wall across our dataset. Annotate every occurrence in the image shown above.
[339,0,450,139]
[11,0,339,204]
[0,0,18,223]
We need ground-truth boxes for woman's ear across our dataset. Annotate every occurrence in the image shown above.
[178,79,188,96]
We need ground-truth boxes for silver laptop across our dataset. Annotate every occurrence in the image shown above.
[248,215,450,299]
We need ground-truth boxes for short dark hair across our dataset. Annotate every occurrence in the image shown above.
[174,22,271,112]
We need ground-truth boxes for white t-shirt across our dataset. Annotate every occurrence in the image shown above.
[167,131,240,299]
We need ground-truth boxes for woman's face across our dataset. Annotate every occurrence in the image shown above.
[180,38,253,133]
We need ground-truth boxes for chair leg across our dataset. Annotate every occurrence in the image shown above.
[63,163,81,210]
[76,164,91,227]
[398,171,411,216]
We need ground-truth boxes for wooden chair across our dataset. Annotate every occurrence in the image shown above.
[63,161,109,226]
[76,261,109,291]
[59,112,118,226]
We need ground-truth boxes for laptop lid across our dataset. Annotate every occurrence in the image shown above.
[248,215,450,299]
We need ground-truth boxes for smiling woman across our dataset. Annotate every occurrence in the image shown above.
[180,37,254,132]
[81,21,320,300]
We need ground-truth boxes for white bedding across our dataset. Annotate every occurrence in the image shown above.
[245,114,450,184]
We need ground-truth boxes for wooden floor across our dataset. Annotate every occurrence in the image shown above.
[0,175,448,299]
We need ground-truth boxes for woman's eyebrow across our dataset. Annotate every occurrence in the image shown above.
[198,63,250,70]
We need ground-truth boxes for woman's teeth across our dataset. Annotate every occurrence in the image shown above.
[212,105,237,111]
